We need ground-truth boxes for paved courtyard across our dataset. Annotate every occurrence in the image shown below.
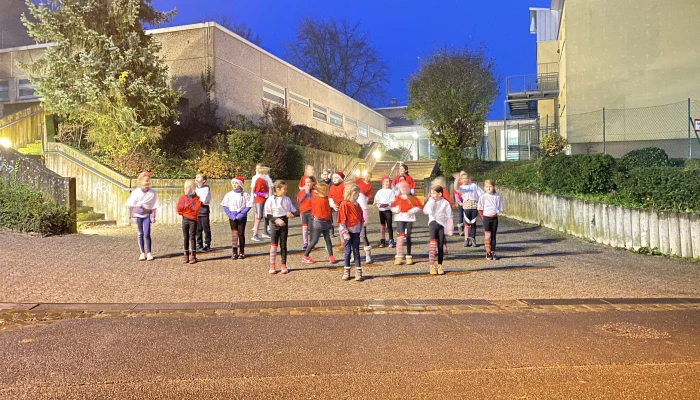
[2,209,699,303]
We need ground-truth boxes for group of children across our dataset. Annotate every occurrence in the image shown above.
[125,163,503,280]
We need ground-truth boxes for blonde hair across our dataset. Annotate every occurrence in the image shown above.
[256,163,270,174]
[315,183,329,196]
[184,180,196,193]
[343,182,359,201]
[484,179,496,193]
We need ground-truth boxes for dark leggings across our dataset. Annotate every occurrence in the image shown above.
[396,220,413,255]
[429,220,446,264]
[378,210,394,240]
[344,231,361,268]
[304,218,333,257]
[136,217,152,253]
[196,205,211,248]
[457,205,464,225]
[483,216,499,252]
[229,217,247,254]
[182,217,197,252]
[463,208,479,239]
[270,217,289,264]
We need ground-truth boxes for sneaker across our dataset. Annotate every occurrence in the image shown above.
[269,266,277,275]
[342,269,351,280]
[378,240,385,248]
[429,264,437,275]
[139,253,146,261]
[464,240,469,247]
[251,235,261,242]
[301,256,316,264]
[491,252,498,261]
[197,247,205,253]
[238,254,246,260]
[471,239,478,248]
[203,246,211,252]
[437,265,444,275]
[328,255,337,264]
[281,264,289,274]
[486,253,491,261]
[232,253,239,260]
[388,239,396,248]
[261,232,271,239]
[146,253,154,261]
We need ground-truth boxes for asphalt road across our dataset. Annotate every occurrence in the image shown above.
[2,309,699,399]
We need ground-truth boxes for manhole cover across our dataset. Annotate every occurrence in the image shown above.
[599,322,670,339]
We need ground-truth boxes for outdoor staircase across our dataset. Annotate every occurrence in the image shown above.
[76,199,116,229]
[16,139,43,162]
[368,159,437,203]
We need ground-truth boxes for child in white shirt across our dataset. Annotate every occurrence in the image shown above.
[264,180,297,274]
[477,179,503,261]
[423,185,454,275]
[374,176,396,248]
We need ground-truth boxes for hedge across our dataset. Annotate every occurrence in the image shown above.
[0,178,73,235]
[291,125,361,157]
[614,167,700,213]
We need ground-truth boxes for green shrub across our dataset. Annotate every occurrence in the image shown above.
[0,179,73,235]
[497,160,543,192]
[618,147,670,172]
[228,127,265,177]
[384,147,410,162]
[614,167,700,212]
[291,125,361,156]
[540,154,615,195]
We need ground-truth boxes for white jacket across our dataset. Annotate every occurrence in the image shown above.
[373,188,396,212]
[423,197,454,236]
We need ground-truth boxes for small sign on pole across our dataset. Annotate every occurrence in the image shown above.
[695,119,700,132]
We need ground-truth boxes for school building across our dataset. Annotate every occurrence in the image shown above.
[506,0,700,159]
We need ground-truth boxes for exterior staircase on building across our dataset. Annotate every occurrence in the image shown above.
[16,139,43,162]
[76,199,116,229]
[368,160,437,203]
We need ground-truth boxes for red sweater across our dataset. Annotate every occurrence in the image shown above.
[311,194,332,221]
[337,200,364,228]
[253,179,269,204]
[328,182,345,207]
[392,174,416,190]
[297,189,314,213]
[355,178,372,199]
[391,195,423,212]
[176,194,201,221]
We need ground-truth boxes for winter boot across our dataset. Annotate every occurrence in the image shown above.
[182,251,190,263]
[429,264,437,275]
[405,255,413,265]
[364,246,372,264]
[394,256,404,265]
[342,268,351,280]
[437,265,445,275]
[354,268,363,282]
[188,250,197,264]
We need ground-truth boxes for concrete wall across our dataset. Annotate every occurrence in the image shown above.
[0,145,76,232]
[0,45,45,118]
[496,185,700,259]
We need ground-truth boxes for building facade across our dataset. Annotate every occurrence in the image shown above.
[374,104,433,160]
[508,0,700,158]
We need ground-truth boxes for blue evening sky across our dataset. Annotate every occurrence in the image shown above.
[153,0,551,120]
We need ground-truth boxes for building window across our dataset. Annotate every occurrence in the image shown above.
[329,109,343,127]
[262,80,285,106]
[0,80,9,101]
[289,91,309,107]
[369,127,382,137]
[313,103,328,122]
[358,122,368,137]
[382,132,390,139]
[345,116,357,127]
[17,78,37,99]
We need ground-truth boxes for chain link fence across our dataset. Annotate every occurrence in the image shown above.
[567,99,700,159]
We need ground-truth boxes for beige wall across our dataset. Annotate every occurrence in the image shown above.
[153,24,391,147]
[561,0,700,143]
[0,46,45,118]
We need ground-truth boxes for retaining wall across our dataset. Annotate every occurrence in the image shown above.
[0,105,44,149]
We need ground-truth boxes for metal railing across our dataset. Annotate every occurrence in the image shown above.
[506,73,559,95]
[537,62,559,75]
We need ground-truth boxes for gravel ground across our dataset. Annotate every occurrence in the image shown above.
[1,208,698,303]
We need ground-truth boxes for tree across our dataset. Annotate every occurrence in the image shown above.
[285,17,388,105]
[20,0,180,128]
[406,46,498,175]
[200,15,260,46]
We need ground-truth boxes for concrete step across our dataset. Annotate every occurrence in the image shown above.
[76,205,94,214]
[77,220,117,228]
[76,212,106,222]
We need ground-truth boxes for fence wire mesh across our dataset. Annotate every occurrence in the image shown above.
[566,100,700,159]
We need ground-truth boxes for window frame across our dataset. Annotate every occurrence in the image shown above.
[329,109,343,127]
[16,77,37,100]
[289,91,310,107]
[369,126,383,137]
[358,122,368,137]
[345,116,357,127]
[312,102,328,122]
[0,79,10,102]
[262,80,286,107]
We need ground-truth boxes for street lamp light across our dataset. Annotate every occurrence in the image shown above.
[372,150,381,160]
[0,138,11,148]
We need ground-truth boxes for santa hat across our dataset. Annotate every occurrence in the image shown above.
[332,171,345,181]
[381,176,391,184]
[231,176,245,187]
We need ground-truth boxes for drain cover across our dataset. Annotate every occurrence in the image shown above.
[599,322,670,339]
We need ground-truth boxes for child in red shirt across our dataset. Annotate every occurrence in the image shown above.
[301,183,336,264]
[328,171,346,238]
[176,180,201,264]
[338,182,365,281]
[297,176,316,250]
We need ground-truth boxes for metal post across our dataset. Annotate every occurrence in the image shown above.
[528,123,531,160]
[602,107,606,155]
[502,100,506,162]
[689,98,692,160]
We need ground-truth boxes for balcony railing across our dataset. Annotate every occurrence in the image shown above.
[537,62,559,75]
[506,73,559,96]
